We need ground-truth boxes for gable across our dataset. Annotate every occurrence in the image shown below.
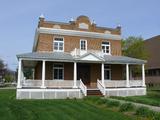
[80,54,103,61]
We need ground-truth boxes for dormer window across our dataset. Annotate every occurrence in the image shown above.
[53,37,64,52]
[80,39,87,50]
[102,41,110,54]
[79,23,89,29]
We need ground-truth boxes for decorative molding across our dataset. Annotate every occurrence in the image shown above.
[79,23,89,29]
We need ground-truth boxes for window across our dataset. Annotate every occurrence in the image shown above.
[102,42,110,54]
[53,37,64,51]
[104,65,111,80]
[80,40,87,50]
[53,63,64,80]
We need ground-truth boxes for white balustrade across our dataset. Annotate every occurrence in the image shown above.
[79,79,87,96]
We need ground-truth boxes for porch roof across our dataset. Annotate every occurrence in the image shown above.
[104,55,146,64]
[17,52,74,62]
[17,52,146,64]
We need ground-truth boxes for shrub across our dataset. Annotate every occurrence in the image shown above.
[83,96,100,102]
[135,106,154,117]
[119,103,135,112]
[96,98,108,105]
[106,100,120,107]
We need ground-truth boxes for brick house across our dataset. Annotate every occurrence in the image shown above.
[16,15,146,99]
[145,35,160,86]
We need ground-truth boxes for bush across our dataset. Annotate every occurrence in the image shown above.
[119,103,135,112]
[106,100,120,107]
[83,96,101,102]
[96,99,108,105]
[135,106,155,117]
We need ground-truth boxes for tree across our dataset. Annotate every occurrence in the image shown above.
[122,36,148,60]
[122,36,148,77]
[0,59,4,69]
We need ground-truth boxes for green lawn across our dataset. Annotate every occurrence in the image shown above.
[111,90,160,107]
[0,89,133,120]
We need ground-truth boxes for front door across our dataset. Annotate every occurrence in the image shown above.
[77,64,90,86]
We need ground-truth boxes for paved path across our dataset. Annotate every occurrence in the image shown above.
[108,98,160,112]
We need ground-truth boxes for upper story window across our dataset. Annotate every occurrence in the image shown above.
[102,41,110,54]
[53,37,64,52]
[80,39,87,50]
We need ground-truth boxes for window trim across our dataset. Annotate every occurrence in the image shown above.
[104,64,111,80]
[53,63,64,80]
[101,41,111,55]
[53,36,64,52]
[80,39,87,51]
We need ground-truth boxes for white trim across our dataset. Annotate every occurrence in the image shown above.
[126,64,130,87]
[101,63,104,85]
[105,87,146,91]
[17,59,22,88]
[53,36,64,52]
[73,62,77,88]
[41,60,46,88]
[142,64,146,87]
[17,88,81,92]
[102,41,111,55]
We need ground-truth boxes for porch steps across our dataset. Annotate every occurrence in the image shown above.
[87,89,103,96]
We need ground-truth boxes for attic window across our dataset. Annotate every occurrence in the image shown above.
[79,23,88,29]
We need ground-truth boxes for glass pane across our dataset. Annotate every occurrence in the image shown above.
[59,69,63,79]
[54,69,58,79]
[104,70,110,80]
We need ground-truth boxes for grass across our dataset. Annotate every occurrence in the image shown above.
[0,89,133,120]
[111,90,160,106]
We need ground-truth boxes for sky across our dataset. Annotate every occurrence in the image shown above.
[0,0,159,71]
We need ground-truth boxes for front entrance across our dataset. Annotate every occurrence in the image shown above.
[77,64,91,86]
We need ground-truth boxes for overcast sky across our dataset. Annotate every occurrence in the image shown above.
[0,0,159,70]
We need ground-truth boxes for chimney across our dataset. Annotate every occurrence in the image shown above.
[38,14,45,27]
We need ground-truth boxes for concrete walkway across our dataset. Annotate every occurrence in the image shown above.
[108,98,160,112]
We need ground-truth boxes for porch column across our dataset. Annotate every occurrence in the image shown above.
[41,60,46,88]
[73,62,77,88]
[17,59,22,88]
[126,64,130,87]
[101,63,104,85]
[142,64,146,87]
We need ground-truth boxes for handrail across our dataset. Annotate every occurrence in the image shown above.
[79,79,87,96]
[97,79,105,95]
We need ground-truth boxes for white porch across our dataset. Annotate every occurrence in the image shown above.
[16,52,146,99]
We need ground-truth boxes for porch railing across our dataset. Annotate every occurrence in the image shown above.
[104,80,143,88]
[22,80,74,88]
[79,79,87,96]
[129,80,143,87]
[45,80,74,88]
[97,79,105,95]
[22,80,41,87]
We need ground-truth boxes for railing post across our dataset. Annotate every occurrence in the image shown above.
[142,64,146,87]
[126,64,130,87]
[41,60,46,88]
[17,58,22,88]
[73,62,77,88]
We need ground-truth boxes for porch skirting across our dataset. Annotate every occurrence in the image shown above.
[104,87,146,97]
[17,88,83,99]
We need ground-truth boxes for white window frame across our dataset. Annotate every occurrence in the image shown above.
[104,64,111,80]
[80,39,87,51]
[102,41,111,55]
[53,63,64,80]
[53,37,64,52]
